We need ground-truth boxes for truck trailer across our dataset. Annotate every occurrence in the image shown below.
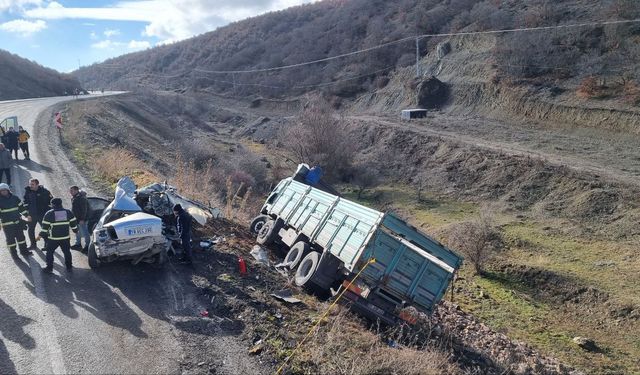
[253,175,463,325]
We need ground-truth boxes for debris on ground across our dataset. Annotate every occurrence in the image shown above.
[270,289,302,304]
[249,245,269,266]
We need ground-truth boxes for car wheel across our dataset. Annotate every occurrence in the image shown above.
[88,243,100,269]
[294,251,321,290]
[249,215,268,234]
[284,241,310,270]
[256,219,279,246]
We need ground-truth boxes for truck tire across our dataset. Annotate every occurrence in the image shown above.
[284,241,309,270]
[295,251,321,290]
[256,219,279,246]
[88,243,100,269]
[249,215,268,234]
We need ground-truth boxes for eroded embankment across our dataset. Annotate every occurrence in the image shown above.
[352,120,640,241]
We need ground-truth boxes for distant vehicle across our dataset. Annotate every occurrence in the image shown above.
[86,177,221,269]
[251,166,463,325]
[0,116,18,133]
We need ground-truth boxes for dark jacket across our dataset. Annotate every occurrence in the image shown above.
[0,149,11,169]
[71,190,89,221]
[40,208,77,240]
[23,185,53,218]
[0,193,28,228]
[176,210,192,239]
[4,131,18,149]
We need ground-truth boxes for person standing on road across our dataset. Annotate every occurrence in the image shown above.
[69,185,89,252]
[0,183,32,258]
[0,144,12,186]
[39,198,77,273]
[17,126,30,160]
[23,179,52,250]
[173,204,193,264]
[4,127,19,160]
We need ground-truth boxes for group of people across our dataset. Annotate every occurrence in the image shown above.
[0,179,90,273]
[0,126,31,160]
[0,126,31,186]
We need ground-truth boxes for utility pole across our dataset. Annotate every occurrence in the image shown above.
[415,37,421,77]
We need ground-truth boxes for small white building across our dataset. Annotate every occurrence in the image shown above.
[401,109,427,120]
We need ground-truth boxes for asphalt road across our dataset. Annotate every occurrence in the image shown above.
[0,94,188,374]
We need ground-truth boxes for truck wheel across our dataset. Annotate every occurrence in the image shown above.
[295,251,321,289]
[88,243,100,269]
[249,215,268,234]
[284,241,309,270]
[256,219,278,246]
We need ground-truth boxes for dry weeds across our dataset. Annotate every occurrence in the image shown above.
[92,148,158,186]
[300,309,459,375]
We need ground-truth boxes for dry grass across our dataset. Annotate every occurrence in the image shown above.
[296,309,459,375]
[91,148,158,187]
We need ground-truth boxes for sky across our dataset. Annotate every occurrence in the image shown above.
[0,0,315,72]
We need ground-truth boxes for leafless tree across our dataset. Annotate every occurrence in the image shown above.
[352,163,381,199]
[280,98,355,181]
[447,209,502,275]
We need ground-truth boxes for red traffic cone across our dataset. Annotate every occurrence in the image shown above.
[238,257,247,276]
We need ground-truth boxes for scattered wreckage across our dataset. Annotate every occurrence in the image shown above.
[86,177,221,268]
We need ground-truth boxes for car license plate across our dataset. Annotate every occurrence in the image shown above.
[127,226,153,236]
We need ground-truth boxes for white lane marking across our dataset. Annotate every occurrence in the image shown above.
[28,257,68,375]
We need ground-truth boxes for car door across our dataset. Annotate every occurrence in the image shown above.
[87,197,111,232]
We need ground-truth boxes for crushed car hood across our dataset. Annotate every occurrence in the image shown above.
[137,181,222,225]
[113,177,142,212]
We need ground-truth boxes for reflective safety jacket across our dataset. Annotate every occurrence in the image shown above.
[0,194,28,228]
[40,208,78,241]
[18,130,30,144]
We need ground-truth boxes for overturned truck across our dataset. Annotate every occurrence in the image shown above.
[86,177,220,269]
[252,168,463,325]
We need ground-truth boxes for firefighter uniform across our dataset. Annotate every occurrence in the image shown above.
[0,184,31,257]
[40,198,77,272]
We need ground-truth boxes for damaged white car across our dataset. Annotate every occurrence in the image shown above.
[86,177,221,269]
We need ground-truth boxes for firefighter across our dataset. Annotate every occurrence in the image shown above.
[38,198,77,273]
[0,183,32,257]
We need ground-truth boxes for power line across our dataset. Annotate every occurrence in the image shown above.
[194,65,395,89]
[193,18,640,75]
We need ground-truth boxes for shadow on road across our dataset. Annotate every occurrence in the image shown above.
[19,260,148,338]
[0,297,36,374]
[17,158,53,174]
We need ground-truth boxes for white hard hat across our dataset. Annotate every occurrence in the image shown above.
[0,183,9,191]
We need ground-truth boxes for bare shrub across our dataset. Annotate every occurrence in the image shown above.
[178,138,218,165]
[447,209,503,275]
[280,98,355,181]
[351,163,381,199]
[172,156,224,208]
[577,76,605,99]
[623,80,640,105]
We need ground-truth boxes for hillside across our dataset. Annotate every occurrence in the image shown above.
[73,0,640,106]
[0,49,83,100]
